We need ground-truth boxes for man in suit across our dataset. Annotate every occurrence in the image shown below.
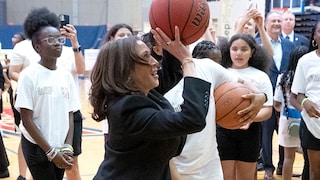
[256,11,295,180]
[281,11,309,47]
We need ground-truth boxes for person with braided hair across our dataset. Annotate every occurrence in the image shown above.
[14,7,80,179]
[192,40,222,64]
[273,45,308,180]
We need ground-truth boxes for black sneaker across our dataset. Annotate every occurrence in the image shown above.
[276,167,282,175]
[0,169,9,178]
[17,175,26,180]
[257,162,264,171]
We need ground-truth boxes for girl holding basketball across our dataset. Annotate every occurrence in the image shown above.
[218,33,273,180]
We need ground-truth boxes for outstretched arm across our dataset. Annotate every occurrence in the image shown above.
[61,24,85,75]
[253,11,274,58]
[234,4,255,35]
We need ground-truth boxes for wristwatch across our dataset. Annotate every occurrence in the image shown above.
[73,46,81,52]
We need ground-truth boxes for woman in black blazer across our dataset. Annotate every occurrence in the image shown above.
[90,27,211,180]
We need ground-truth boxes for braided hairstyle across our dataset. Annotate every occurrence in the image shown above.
[192,40,222,63]
[278,45,308,118]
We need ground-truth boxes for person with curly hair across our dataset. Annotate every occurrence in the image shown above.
[14,7,80,179]
[218,33,273,180]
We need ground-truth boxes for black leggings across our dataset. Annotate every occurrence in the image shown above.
[21,135,64,180]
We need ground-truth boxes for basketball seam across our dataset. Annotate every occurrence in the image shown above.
[216,98,247,122]
[168,0,174,40]
[215,86,239,102]
[150,5,158,30]
[182,0,194,35]
[215,86,250,122]
[184,5,210,41]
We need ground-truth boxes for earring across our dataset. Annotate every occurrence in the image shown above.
[312,40,318,47]
[127,76,132,83]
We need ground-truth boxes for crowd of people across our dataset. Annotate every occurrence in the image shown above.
[0,3,319,180]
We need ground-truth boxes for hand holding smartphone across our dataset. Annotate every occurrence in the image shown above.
[59,14,70,28]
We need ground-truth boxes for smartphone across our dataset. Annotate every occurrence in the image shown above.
[59,14,70,28]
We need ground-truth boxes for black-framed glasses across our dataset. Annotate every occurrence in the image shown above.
[40,37,66,45]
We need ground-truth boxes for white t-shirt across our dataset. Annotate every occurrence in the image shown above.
[228,67,273,107]
[57,46,81,93]
[274,74,301,147]
[291,50,320,139]
[103,119,109,134]
[11,39,40,68]
[164,58,237,180]
[15,63,80,148]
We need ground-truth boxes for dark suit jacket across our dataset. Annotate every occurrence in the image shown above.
[94,78,210,180]
[256,37,295,90]
[94,51,211,180]
[281,33,309,47]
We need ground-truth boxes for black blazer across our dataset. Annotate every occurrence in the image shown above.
[281,33,309,47]
[293,33,309,47]
[94,52,211,180]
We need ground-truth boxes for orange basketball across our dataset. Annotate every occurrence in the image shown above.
[149,0,210,45]
[214,82,251,129]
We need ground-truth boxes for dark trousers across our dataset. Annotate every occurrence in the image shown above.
[9,89,21,127]
[300,119,310,180]
[301,146,309,180]
[261,108,284,171]
[21,135,64,180]
[0,132,9,171]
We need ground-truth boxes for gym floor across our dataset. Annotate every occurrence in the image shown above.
[1,78,303,180]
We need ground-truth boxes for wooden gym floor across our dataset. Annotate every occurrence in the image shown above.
[0,77,303,180]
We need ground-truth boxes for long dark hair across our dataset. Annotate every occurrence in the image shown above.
[90,36,148,121]
[221,33,270,72]
[100,23,133,46]
[278,45,308,118]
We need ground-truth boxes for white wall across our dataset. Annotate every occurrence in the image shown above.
[208,0,266,38]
